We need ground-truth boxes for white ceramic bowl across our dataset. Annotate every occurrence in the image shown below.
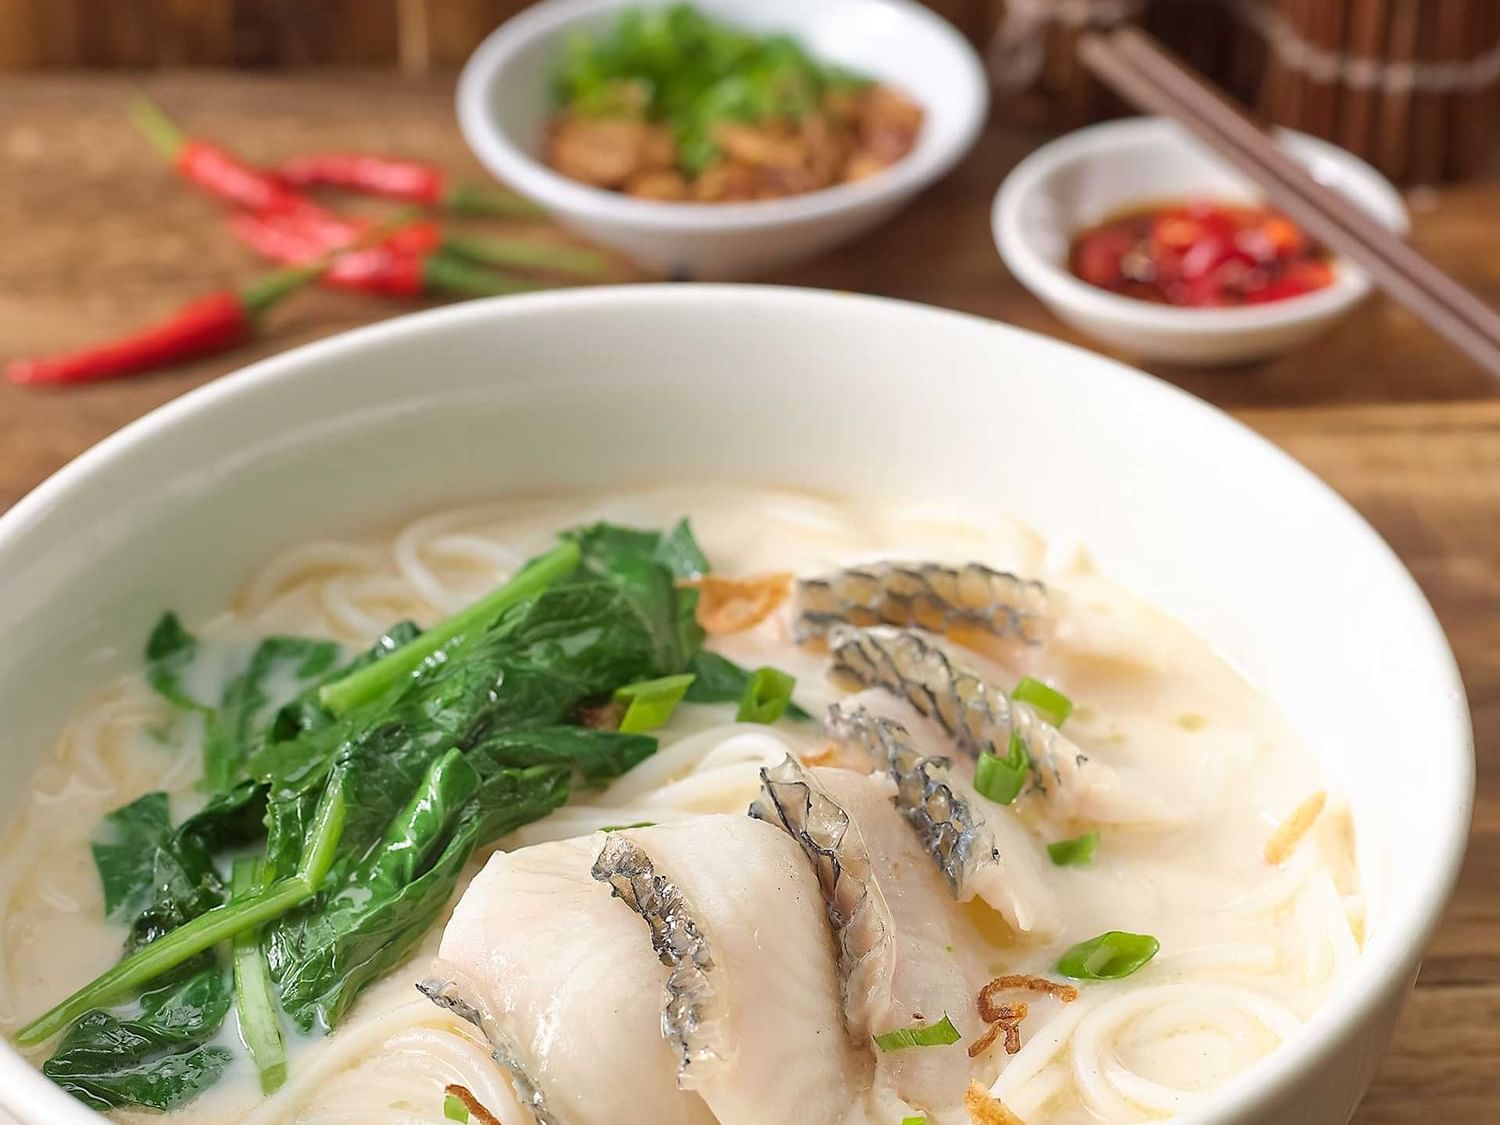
[456,0,988,279]
[994,117,1409,366]
[0,287,1471,1125]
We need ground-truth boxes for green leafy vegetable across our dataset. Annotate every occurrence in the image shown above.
[872,1013,962,1051]
[614,672,695,733]
[52,783,269,1109]
[735,665,796,724]
[1013,676,1073,727]
[92,784,265,946]
[253,580,659,803]
[264,575,665,1030]
[685,650,810,719]
[1047,831,1100,867]
[20,790,346,1047]
[469,726,657,784]
[204,636,341,791]
[36,518,728,1109]
[1056,930,1160,981]
[269,622,421,746]
[40,967,232,1112]
[230,859,287,1094]
[144,615,344,791]
[318,541,582,715]
[89,792,179,924]
[444,1092,472,1121]
[551,3,871,175]
[974,733,1030,805]
[145,613,209,713]
[565,518,708,674]
[268,762,569,1031]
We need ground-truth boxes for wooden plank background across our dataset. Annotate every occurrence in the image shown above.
[0,0,998,69]
[2,0,1493,183]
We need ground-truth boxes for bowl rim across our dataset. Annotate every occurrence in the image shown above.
[992,116,1411,337]
[0,285,1472,1124]
[455,0,990,231]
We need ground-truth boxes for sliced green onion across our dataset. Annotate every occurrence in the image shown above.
[1047,831,1100,867]
[872,1013,962,1051]
[1013,676,1073,727]
[443,1093,471,1122]
[614,673,696,733]
[318,540,581,715]
[901,1117,928,1125]
[601,821,656,832]
[736,666,796,724]
[231,859,288,1094]
[1056,930,1160,981]
[974,733,1029,805]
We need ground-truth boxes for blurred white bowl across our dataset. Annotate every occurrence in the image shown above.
[456,0,988,279]
[993,117,1409,366]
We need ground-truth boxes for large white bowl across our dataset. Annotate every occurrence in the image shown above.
[0,287,1471,1125]
[994,117,1409,366]
[456,0,989,279]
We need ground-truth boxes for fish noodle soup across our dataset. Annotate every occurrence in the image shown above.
[1,486,1362,1125]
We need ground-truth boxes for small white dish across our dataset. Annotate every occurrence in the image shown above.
[456,0,988,279]
[993,117,1409,366]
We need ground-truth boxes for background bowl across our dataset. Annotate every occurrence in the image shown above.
[993,117,1410,366]
[0,287,1470,1124]
[456,0,989,279]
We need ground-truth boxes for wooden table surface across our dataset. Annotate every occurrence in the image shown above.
[1,72,1496,1122]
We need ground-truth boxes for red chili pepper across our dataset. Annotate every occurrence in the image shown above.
[7,266,315,388]
[276,153,540,218]
[228,208,444,265]
[1071,198,1332,307]
[228,207,598,295]
[231,203,606,280]
[227,211,542,300]
[130,97,305,215]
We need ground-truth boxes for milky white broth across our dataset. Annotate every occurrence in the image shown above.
[0,486,1361,1124]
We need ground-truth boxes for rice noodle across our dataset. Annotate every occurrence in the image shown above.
[1066,984,1301,1120]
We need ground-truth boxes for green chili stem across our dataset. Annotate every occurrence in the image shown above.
[443,181,543,218]
[318,541,581,715]
[242,209,425,318]
[422,252,547,298]
[238,264,322,318]
[443,234,608,278]
[128,96,186,161]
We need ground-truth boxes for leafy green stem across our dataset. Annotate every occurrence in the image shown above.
[230,859,287,1094]
[317,541,582,715]
[297,784,347,887]
[18,790,346,1048]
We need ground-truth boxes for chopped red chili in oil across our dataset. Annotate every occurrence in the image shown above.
[1069,198,1334,307]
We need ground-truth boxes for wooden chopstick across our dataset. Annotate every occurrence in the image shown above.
[1110,28,1500,360]
[1077,27,1500,379]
